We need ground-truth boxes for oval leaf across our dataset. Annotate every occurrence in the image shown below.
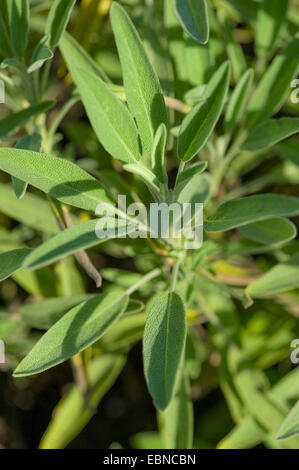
[13,291,129,377]
[247,253,299,298]
[174,0,209,44]
[110,2,167,153]
[243,118,299,151]
[238,217,297,245]
[205,194,299,232]
[70,67,141,164]
[143,291,186,410]
[178,62,230,162]
[0,148,112,211]
[0,248,32,281]
[45,0,76,49]
[277,401,299,441]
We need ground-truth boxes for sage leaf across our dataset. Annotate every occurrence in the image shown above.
[175,161,207,190]
[110,2,167,153]
[277,401,299,441]
[247,253,299,298]
[23,219,128,270]
[256,0,288,59]
[0,101,54,139]
[0,183,61,234]
[60,32,109,83]
[124,164,160,193]
[0,2,12,57]
[205,194,299,232]
[174,0,209,44]
[238,218,297,245]
[246,37,299,127]
[10,0,29,57]
[143,291,187,410]
[151,123,168,184]
[277,137,299,167]
[224,68,254,133]
[45,0,76,49]
[70,67,141,164]
[0,148,112,211]
[12,132,42,199]
[13,291,129,377]
[0,248,32,281]
[160,371,193,449]
[21,295,94,330]
[178,61,230,162]
[28,36,53,73]
[243,118,299,151]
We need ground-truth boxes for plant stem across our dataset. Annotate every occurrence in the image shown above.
[126,268,161,296]
[170,259,180,292]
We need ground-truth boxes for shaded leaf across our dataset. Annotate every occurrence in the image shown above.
[205,194,299,232]
[238,218,297,245]
[178,62,230,162]
[277,401,299,440]
[0,248,31,281]
[174,0,209,44]
[12,132,42,199]
[247,253,299,298]
[13,291,129,377]
[243,118,299,151]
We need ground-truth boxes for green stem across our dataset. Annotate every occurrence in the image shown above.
[126,268,161,296]
[170,259,180,292]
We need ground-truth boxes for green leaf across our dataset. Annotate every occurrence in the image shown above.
[13,291,129,377]
[175,161,207,190]
[39,354,126,449]
[0,248,32,281]
[70,67,141,164]
[143,291,186,410]
[217,9,246,82]
[110,2,167,153]
[12,132,42,199]
[23,219,128,270]
[277,137,299,167]
[151,123,168,184]
[0,183,61,234]
[247,253,299,298]
[28,36,53,73]
[177,172,211,205]
[224,68,254,133]
[0,148,112,211]
[218,417,266,449]
[0,2,12,58]
[174,0,209,44]
[277,401,299,440]
[246,37,299,127]
[60,32,109,83]
[159,371,194,449]
[205,194,299,232]
[256,0,288,59]
[123,163,160,193]
[10,0,29,57]
[0,101,54,139]
[178,62,230,162]
[20,295,94,330]
[45,0,76,49]
[243,118,299,151]
[238,218,297,245]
